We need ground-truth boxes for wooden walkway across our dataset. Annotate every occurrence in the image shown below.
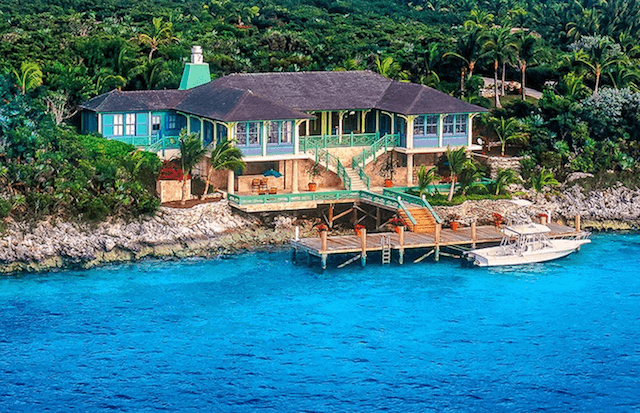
[291,222,582,268]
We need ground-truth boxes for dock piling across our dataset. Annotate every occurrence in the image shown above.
[398,226,405,265]
[575,215,581,232]
[471,222,477,249]
[321,230,328,253]
[434,223,441,262]
[360,228,367,267]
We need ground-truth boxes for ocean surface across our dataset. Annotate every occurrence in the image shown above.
[1,232,639,412]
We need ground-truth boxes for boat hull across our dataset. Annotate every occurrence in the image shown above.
[465,239,591,267]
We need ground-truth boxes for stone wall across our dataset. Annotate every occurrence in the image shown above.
[473,154,522,178]
[157,179,191,203]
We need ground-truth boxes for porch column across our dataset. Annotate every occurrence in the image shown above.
[262,121,268,156]
[407,153,414,186]
[321,112,327,135]
[227,169,235,195]
[361,111,366,132]
[187,115,191,134]
[375,110,380,133]
[306,119,310,136]
[406,115,416,150]
[338,111,345,141]
[467,114,474,147]
[391,114,395,134]
[294,119,302,155]
[328,111,333,135]
[438,114,445,147]
[98,114,102,134]
[292,159,299,193]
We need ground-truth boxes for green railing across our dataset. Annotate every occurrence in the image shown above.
[351,133,400,190]
[147,136,181,156]
[395,197,417,225]
[383,187,442,224]
[300,132,380,152]
[108,136,156,147]
[228,190,363,206]
[309,144,352,190]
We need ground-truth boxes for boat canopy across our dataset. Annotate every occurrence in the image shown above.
[501,223,551,237]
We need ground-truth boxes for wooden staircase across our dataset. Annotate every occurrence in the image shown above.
[398,207,437,233]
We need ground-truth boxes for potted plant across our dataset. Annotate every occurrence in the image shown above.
[354,223,365,237]
[316,223,328,233]
[450,214,460,231]
[388,217,405,234]
[493,213,503,228]
[307,161,322,191]
[379,153,397,187]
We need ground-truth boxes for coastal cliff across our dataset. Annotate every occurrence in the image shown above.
[1,185,639,274]
[0,200,302,274]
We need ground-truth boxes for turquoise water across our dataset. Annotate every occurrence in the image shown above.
[1,233,639,412]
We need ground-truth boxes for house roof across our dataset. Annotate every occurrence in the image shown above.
[81,70,487,121]
[80,89,189,112]
[211,71,394,111]
[174,83,312,122]
[376,81,487,115]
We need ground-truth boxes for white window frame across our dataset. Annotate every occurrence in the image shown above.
[125,113,136,136]
[113,114,123,136]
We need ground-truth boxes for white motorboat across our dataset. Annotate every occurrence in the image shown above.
[464,223,591,267]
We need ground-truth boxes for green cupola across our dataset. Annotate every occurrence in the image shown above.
[179,46,211,90]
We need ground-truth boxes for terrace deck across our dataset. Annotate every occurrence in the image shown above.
[291,222,582,268]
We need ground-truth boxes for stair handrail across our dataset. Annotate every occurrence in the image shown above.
[396,196,417,225]
[421,194,442,224]
[351,133,399,190]
[309,143,352,190]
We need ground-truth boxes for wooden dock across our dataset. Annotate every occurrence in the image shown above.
[291,222,583,269]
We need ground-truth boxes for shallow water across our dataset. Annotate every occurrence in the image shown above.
[1,233,639,412]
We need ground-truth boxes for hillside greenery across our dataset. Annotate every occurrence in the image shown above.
[1,0,640,220]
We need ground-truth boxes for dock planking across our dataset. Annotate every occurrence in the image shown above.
[291,222,580,257]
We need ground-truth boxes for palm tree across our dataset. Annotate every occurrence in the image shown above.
[570,35,623,95]
[529,167,559,193]
[493,168,520,195]
[482,28,517,108]
[177,130,207,205]
[457,161,484,196]
[12,62,43,94]
[416,165,438,195]
[444,27,486,95]
[374,56,408,80]
[203,139,246,196]
[132,17,179,61]
[490,117,528,156]
[445,146,469,201]
[516,34,540,100]
[420,43,441,87]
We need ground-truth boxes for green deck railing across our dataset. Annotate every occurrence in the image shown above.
[228,190,363,206]
[309,144,352,190]
[351,133,400,190]
[300,132,380,152]
[383,187,442,224]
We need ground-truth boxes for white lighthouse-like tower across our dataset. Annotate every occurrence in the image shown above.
[179,46,211,90]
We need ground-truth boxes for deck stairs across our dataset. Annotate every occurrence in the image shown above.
[398,205,438,233]
[381,235,392,264]
[343,167,368,190]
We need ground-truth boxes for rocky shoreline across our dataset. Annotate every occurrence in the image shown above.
[1,185,639,274]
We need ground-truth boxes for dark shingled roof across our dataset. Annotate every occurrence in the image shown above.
[81,71,486,121]
[376,81,488,115]
[80,89,189,112]
[211,71,394,111]
[174,83,312,122]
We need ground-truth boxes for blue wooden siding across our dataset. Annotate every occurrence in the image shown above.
[81,111,98,133]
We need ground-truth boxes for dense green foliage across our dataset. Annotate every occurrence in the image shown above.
[0,75,160,220]
[2,0,640,200]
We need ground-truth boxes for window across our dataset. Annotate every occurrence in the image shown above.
[426,115,438,135]
[267,122,279,144]
[267,121,293,144]
[236,123,247,145]
[281,121,292,143]
[152,116,161,132]
[113,114,123,136]
[248,122,259,145]
[455,114,467,134]
[413,116,425,136]
[168,114,177,130]
[443,115,454,134]
[125,113,135,135]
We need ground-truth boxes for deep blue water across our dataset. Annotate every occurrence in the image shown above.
[1,233,640,412]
